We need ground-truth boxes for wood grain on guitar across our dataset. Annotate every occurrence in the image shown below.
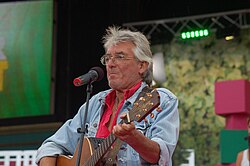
[56,87,160,166]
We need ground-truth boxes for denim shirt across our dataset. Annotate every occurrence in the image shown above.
[36,82,179,166]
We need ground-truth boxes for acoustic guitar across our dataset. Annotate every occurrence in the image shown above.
[56,88,160,166]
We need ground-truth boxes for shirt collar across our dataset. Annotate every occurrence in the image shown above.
[105,80,143,106]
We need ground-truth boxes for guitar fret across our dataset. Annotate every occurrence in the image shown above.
[90,152,94,165]
[93,151,97,166]
[96,147,100,162]
[103,139,107,153]
[98,143,101,159]
[107,135,111,147]
[92,157,95,166]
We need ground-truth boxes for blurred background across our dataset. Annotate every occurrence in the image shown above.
[0,0,250,165]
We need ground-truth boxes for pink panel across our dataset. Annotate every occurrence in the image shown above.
[215,79,250,116]
[246,80,250,114]
[225,114,248,130]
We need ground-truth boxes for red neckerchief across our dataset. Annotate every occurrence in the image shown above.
[95,81,142,138]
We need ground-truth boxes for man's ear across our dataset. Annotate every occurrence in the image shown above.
[139,61,149,75]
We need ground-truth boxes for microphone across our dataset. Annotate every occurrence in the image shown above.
[73,67,104,86]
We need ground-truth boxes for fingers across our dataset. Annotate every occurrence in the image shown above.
[120,112,132,124]
[119,112,127,119]
[112,122,135,137]
[121,122,135,131]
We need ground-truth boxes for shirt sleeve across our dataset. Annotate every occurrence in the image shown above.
[35,105,85,164]
[35,90,108,164]
[140,88,180,166]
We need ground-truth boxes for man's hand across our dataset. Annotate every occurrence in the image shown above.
[112,113,160,164]
[112,122,137,141]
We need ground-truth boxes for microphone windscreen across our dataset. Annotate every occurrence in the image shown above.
[91,66,104,81]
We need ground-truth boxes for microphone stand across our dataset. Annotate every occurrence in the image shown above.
[76,83,93,166]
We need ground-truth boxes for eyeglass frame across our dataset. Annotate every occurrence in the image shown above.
[100,52,135,65]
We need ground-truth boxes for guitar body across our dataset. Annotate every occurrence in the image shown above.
[56,137,96,166]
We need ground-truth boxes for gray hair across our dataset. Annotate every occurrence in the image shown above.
[102,26,153,85]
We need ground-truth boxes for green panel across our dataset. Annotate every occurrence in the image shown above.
[0,0,53,118]
[220,129,248,163]
[0,131,54,150]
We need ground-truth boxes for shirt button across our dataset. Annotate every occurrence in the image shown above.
[93,123,98,128]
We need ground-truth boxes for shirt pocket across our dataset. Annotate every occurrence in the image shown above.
[117,144,141,165]
[86,121,99,137]
[134,120,150,135]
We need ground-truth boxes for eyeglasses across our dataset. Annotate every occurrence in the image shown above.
[100,53,134,65]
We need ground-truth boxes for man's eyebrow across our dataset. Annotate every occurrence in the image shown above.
[106,51,125,55]
[115,51,124,54]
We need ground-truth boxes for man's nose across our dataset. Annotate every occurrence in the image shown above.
[107,57,116,66]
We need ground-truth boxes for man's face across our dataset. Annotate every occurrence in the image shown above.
[105,41,147,92]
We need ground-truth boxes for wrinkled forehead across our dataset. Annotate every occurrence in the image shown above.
[106,41,135,54]
[105,39,135,50]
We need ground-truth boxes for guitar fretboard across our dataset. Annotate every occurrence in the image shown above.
[84,134,116,166]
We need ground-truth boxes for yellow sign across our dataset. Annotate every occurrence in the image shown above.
[0,60,8,91]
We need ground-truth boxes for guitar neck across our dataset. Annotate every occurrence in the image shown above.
[84,133,117,166]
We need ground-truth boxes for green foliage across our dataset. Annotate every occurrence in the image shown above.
[152,29,250,165]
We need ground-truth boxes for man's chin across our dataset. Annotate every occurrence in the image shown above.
[109,82,121,90]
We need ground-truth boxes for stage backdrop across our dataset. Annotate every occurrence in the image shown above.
[0,0,53,119]
[151,28,250,165]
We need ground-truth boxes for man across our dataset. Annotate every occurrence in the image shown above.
[36,26,179,165]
